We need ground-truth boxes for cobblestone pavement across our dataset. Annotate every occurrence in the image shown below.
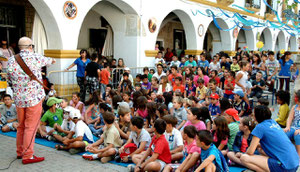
[0,135,127,172]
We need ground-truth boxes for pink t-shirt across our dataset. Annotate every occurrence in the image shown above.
[184,120,206,131]
[184,140,201,154]
[137,108,148,118]
[193,75,210,87]
[213,131,228,146]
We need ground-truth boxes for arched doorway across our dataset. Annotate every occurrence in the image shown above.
[235,26,255,51]
[275,31,285,52]
[203,19,231,56]
[259,28,272,51]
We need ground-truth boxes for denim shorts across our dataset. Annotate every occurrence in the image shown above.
[268,158,298,172]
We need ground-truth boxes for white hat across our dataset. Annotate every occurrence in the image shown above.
[63,106,76,112]
[124,67,130,71]
[69,109,81,119]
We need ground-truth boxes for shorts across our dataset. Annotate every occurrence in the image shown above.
[6,122,16,131]
[268,158,298,172]
[52,131,67,137]
[146,157,166,172]
[224,93,234,100]
[45,126,54,133]
[86,76,99,94]
[285,128,300,145]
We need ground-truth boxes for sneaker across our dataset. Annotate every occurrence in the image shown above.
[22,155,45,164]
[69,148,81,155]
[82,154,94,161]
[100,156,112,163]
[47,136,55,141]
[127,164,135,172]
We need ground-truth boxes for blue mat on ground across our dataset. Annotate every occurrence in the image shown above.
[0,131,246,170]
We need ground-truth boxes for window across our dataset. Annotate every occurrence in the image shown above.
[245,0,260,9]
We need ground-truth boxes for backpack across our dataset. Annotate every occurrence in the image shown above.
[215,150,229,172]
[119,143,137,159]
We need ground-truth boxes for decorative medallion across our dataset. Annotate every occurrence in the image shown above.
[198,24,204,37]
[148,18,157,33]
[63,1,77,19]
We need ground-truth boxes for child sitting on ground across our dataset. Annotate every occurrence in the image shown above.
[117,116,151,163]
[141,74,151,94]
[84,91,101,125]
[184,76,196,98]
[55,109,94,154]
[250,72,266,99]
[173,76,185,94]
[70,92,86,118]
[135,96,148,119]
[172,96,187,130]
[206,79,223,105]
[115,102,131,143]
[38,97,63,140]
[233,89,248,117]
[82,111,122,163]
[183,107,206,131]
[195,78,207,104]
[151,77,159,93]
[195,130,226,172]
[209,93,221,119]
[275,90,290,128]
[163,115,184,162]
[212,116,229,151]
[89,103,110,137]
[227,116,256,166]
[199,106,212,130]
[164,125,201,172]
[223,108,240,152]
[224,71,235,102]
[130,119,171,172]
[0,94,18,132]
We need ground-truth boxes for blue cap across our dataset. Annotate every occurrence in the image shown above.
[233,89,244,98]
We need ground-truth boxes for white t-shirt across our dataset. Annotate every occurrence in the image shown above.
[170,61,181,68]
[164,128,183,151]
[234,71,248,91]
[209,62,220,71]
[61,119,75,131]
[153,72,166,81]
[129,128,151,149]
[155,58,165,65]
[73,120,94,143]
[265,59,279,76]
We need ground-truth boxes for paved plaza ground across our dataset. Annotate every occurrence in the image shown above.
[0,135,127,172]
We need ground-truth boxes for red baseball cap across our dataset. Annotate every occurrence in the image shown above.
[210,93,219,99]
[225,108,240,121]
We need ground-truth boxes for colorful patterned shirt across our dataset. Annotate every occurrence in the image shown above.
[7,50,53,108]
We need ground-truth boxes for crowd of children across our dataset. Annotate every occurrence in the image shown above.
[1,49,300,172]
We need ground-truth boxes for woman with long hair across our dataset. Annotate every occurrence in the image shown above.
[65,49,91,102]
[279,51,296,91]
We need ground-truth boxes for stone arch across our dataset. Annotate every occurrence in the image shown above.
[260,28,272,50]
[29,0,62,49]
[204,18,231,55]
[156,9,198,50]
[288,36,298,51]
[275,31,286,51]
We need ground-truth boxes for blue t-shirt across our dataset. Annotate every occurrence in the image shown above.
[184,60,197,67]
[279,59,293,77]
[74,58,91,77]
[201,144,222,170]
[198,60,209,68]
[209,104,221,116]
[185,84,196,97]
[252,119,299,170]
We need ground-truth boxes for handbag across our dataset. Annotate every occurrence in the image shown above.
[14,54,49,90]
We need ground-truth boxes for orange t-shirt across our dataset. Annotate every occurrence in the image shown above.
[173,84,185,93]
[100,69,110,85]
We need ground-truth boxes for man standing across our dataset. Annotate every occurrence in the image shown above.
[0,40,15,72]
[7,37,56,164]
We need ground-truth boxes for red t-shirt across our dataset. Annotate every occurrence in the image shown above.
[173,84,185,93]
[100,69,110,85]
[240,137,248,153]
[150,135,171,163]
[224,79,235,95]
[168,74,182,87]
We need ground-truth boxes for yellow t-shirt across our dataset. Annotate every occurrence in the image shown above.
[103,124,122,148]
[231,64,240,72]
[275,103,289,127]
[196,86,207,100]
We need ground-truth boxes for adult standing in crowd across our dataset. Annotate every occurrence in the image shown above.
[65,49,90,102]
[112,58,125,88]
[278,51,295,91]
[7,37,56,164]
[0,40,15,72]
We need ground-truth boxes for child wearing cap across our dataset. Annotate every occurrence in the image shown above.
[233,89,249,117]
[223,108,240,152]
[83,112,122,163]
[209,93,221,118]
[55,109,94,153]
[37,97,63,140]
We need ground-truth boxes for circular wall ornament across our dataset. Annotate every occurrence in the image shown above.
[63,1,77,19]
[148,18,157,33]
[198,24,204,37]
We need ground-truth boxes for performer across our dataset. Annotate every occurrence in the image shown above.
[7,37,56,164]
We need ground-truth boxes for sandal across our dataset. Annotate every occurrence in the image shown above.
[55,144,65,150]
